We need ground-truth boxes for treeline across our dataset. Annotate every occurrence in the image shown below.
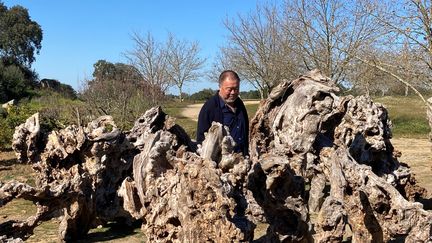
[216,0,432,100]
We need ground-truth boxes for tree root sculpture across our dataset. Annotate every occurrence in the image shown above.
[1,69,430,242]
[248,69,430,242]
[1,115,135,241]
[119,107,253,242]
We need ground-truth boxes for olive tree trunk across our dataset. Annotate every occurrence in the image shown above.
[1,69,430,242]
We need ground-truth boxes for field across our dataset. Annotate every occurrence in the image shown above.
[0,96,431,241]
[373,96,430,138]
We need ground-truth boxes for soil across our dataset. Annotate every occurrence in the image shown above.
[392,138,432,194]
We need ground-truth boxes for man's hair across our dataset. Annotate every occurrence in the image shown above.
[218,70,240,85]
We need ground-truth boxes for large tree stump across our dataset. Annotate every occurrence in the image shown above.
[1,115,135,241]
[1,69,430,242]
[248,69,431,241]
[119,107,253,242]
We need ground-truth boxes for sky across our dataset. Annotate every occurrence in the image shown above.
[2,0,266,95]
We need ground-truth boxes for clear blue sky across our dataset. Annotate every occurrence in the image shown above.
[3,0,264,94]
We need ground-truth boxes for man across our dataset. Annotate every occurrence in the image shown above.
[197,70,249,155]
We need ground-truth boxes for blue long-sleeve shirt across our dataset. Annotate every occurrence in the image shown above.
[197,92,249,155]
[220,98,247,154]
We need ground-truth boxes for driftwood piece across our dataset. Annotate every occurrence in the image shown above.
[11,113,41,163]
[1,69,431,242]
[249,69,431,241]
[119,107,252,242]
[1,115,135,241]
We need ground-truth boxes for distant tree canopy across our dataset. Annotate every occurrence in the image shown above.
[0,2,42,67]
[187,88,261,101]
[239,90,261,100]
[39,79,77,99]
[80,59,161,129]
[0,2,42,103]
[188,88,216,101]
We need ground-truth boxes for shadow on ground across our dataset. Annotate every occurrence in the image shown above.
[77,221,144,243]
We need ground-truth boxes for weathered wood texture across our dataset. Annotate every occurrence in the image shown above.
[11,113,41,163]
[1,69,430,242]
[249,69,431,242]
[119,107,252,242]
[2,115,135,241]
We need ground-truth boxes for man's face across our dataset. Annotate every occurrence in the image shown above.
[219,78,240,104]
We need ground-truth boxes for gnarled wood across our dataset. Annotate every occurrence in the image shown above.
[11,113,41,163]
[1,69,430,242]
[120,108,252,242]
[2,115,135,241]
[249,69,431,241]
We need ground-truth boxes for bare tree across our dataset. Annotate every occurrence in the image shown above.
[219,1,382,98]
[281,0,382,84]
[220,4,298,99]
[165,33,206,102]
[355,0,432,102]
[346,55,399,96]
[125,32,170,104]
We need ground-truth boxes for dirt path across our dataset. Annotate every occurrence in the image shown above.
[392,138,432,194]
[181,103,204,121]
[181,100,261,121]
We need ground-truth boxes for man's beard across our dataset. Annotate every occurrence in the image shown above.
[225,96,237,104]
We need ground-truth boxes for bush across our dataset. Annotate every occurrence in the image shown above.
[188,88,216,101]
[240,90,260,99]
[0,104,38,149]
[0,92,86,150]
[0,60,38,103]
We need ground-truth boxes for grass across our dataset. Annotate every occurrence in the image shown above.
[0,151,36,185]
[373,96,429,138]
[245,103,260,119]
[162,100,198,139]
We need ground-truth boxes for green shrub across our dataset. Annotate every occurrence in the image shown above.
[0,92,86,150]
[188,88,216,101]
[0,61,38,103]
[0,105,38,149]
